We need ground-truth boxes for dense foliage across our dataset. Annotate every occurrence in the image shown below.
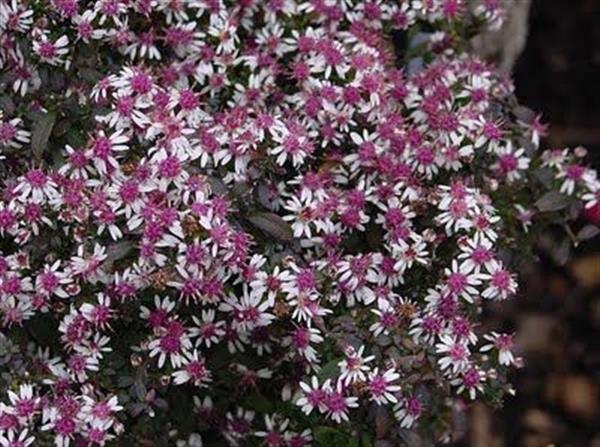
[0,0,598,445]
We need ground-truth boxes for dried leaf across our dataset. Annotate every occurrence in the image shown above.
[570,255,600,288]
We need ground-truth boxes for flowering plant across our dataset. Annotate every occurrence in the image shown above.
[0,0,598,445]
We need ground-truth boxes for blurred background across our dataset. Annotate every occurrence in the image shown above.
[463,1,600,446]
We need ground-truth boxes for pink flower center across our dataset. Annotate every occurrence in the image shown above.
[447,272,467,293]
[38,42,57,59]
[55,417,76,436]
[25,169,47,187]
[159,334,181,353]
[369,375,388,396]
[491,270,511,290]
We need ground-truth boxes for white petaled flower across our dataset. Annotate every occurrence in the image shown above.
[14,168,59,204]
[7,383,38,422]
[323,379,358,424]
[87,130,130,175]
[33,34,70,66]
[0,116,30,149]
[435,334,471,374]
[338,345,375,386]
[172,350,212,386]
[284,325,323,363]
[254,414,290,445]
[370,299,400,337]
[190,309,226,348]
[270,123,313,167]
[367,367,401,405]
[457,235,496,273]
[480,260,517,300]
[283,195,317,239]
[250,266,291,306]
[296,376,327,415]
[0,0,34,32]
[35,261,72,299]
[443,259,484,303]
[148,319,193,369]
[394,396,423,429]
[219,288,275,332]
[0,428,35,447]
[492,142,530,182]
[556,163,596,196]
[451,366,486,400]
[0,0,595,443]
[481,332,518,366]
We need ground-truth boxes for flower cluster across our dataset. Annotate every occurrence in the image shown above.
[0,0,597,445]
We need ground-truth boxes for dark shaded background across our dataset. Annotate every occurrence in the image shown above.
[464,1,600,446]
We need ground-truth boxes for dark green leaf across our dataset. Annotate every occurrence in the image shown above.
[553,237,571,266]
[577,224,600,241]
[318,358,341,381]
[248,212,293,241]
[534,191,571,212]
[207,176,228,195]
[78,68,103,83]
[117,376,134,388]
[512,105,536,123]
[104,240,134,266]
[0,96,15,115]
[31,111,56,159]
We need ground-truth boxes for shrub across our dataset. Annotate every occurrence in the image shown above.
[0,0,597,445]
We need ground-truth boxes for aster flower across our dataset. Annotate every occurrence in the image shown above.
[0,428,35,447]
[480,261,518,300]
[0,116,30,150]
[0,0,593,442]
[190,309,226,348]
[35,261,72,299]
[323,380,359,424]
[148,319,193,368]
[492,141,530,183]
[270,126,314,168]
[367,367,402,405]
[452,366,486,400]
[254,414,290,447]
[338,345,375,386]
[220,288,275,333]
[284,325,323,363]
[223,407,255,445]
[442,260,484,303]
[32,35,70,66]
[370,299,400,336]
[435,334,471,374]
[481,332,519,366]
[7,384,39,423]
[172,350,212,387]
[393,396,423,429]
[457,235,496,273]
[296,376,327,416]
[14,168,59,204]
[0,0,33,32]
